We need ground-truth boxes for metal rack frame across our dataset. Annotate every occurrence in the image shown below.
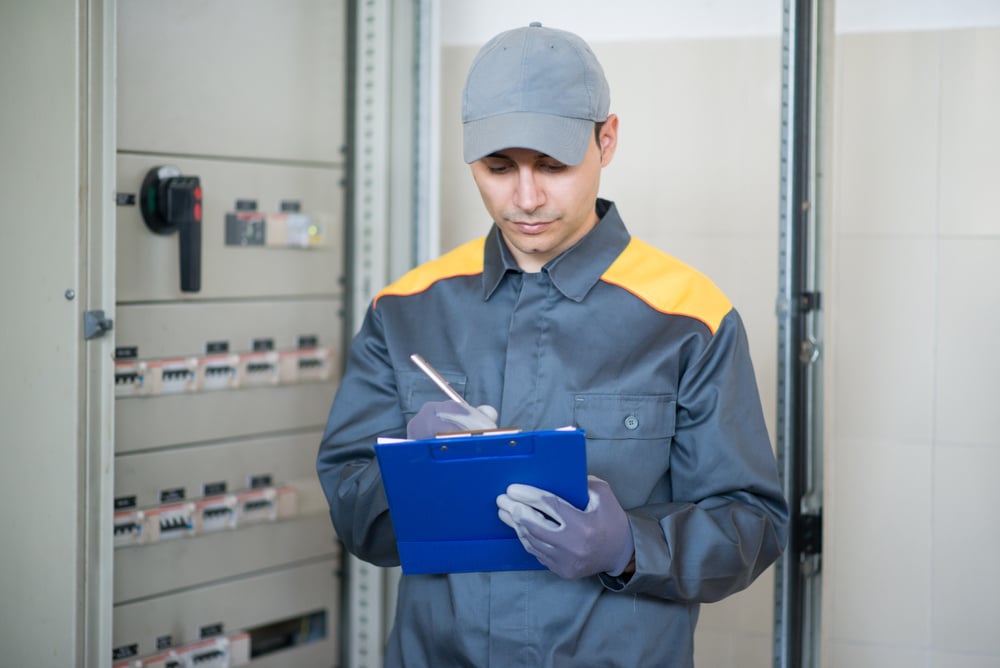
[774,0,833,666]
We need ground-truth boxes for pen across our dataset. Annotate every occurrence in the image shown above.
[409,353,485,417]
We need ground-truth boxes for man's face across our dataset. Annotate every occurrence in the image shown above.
[469,115,618,273]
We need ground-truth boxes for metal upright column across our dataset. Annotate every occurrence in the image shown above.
[345,0,437,665]
[83,2,118,665]
[774,0,831,666]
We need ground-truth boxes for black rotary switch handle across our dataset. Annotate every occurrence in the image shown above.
[140,165,203,293]
[168,177,202,293]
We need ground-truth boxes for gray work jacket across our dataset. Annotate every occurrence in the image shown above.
[317,199,789,667]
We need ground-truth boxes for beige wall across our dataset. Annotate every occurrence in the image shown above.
[825,27,1000,668]
[439,17,1000,668]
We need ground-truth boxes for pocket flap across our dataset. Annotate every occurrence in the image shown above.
[573,394,676,439]
[398,369,468,413]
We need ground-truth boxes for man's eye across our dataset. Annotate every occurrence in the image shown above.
[486,163,511,174]
[540,163,567,173]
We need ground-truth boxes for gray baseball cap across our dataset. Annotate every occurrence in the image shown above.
[462,22,610,166]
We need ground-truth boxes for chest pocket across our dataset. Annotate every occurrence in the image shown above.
[573,394,676,507]
[397,370,468,418]
[573,394,675,439]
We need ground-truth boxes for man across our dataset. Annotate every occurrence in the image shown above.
[318,22,788,667]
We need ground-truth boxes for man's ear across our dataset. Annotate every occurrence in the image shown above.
[598,114,619,166]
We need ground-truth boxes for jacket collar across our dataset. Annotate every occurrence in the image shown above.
[482,199,630,302]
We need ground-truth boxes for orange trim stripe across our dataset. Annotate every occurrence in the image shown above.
[373,237,486,308]
[600,238,732,334]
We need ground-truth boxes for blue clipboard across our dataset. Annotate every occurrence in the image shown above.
[374,428,588,575]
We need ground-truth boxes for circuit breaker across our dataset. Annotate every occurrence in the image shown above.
[112,2,346,666]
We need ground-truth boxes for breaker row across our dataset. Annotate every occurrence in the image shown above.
[113,632,247,668]
[114,485,298,548]
[115,346,335,398]
[113,557,339,667]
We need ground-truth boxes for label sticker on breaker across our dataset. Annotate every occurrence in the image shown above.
[146,358,199,395]
[201,353,240,391]
[115,360,147,397]
[146,503,195,542]
[236,488,278,525]
[239,351,280,387]
[196,495,237,533]
[279,346,333,384]
[114,509,145,547]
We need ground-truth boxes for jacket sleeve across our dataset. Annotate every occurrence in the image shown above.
[603,309,790,602]
[316,304,403,567]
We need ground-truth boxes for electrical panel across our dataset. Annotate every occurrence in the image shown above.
[116,156,342,302]
[113,2,346,666]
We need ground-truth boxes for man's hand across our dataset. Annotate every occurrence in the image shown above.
[497,475,634,580]
[406,400,498,439]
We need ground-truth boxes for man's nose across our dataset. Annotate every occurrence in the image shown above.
[513,168,544,212]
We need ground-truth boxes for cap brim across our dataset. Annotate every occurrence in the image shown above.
[463,111,593,166]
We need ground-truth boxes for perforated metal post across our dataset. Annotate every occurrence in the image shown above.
[345,0,436,665]
[774,0,830,666]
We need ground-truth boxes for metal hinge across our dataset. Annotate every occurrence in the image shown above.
[84,310,114,340]
[798,291,822,312]
[795,511,823,557]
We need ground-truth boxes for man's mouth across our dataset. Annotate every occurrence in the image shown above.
[510,220,553,234]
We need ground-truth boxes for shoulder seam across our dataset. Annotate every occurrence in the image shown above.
[374,237,486,308]
[599,238,732,334]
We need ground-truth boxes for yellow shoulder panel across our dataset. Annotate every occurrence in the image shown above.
[600,238,732,334]
[374,237,486,308]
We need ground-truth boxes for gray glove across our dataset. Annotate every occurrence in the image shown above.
[406,400,498,439]
[496,475,634,580]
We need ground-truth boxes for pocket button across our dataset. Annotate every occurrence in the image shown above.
[624,414,639,430]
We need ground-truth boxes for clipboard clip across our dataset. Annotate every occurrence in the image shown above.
[431,433,534,459]
[435,427,522,439]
